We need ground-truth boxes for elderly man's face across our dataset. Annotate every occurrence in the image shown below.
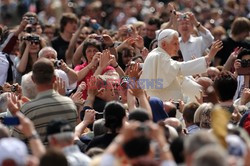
[164,35,180,56]
[41,50,57,60]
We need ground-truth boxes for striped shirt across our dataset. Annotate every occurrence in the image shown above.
[12,90,77,145]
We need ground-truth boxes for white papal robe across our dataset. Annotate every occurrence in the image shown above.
[140,47,207,101]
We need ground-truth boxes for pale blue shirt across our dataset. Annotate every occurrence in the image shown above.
[179,29,214,61]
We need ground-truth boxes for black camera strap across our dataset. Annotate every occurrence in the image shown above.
[4,53,13,84]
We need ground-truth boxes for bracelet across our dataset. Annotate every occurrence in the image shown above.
[113,63,119,68]
[26,132,40,141]
[196,22,201,28]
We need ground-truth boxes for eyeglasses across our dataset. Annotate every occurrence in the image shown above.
[31,41,40,45]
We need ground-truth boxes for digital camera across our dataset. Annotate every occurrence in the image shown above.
[27,17,37,25]
[23,35,40,43]
[54,60,62,68]
[10,84,18,92]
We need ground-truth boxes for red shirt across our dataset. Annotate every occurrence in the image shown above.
[74,62,115,99]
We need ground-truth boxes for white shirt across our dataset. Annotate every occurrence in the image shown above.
[0,52,15,86]
[179,29,214,61]
[55,69,77,91]
[140,47,207,101]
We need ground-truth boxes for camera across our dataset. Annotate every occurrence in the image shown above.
[241,59,250,68]
[94,35,104,42]
[54,60,62,68]
[136,124,151,136]
[237,59,250,75]
[179,14,188,20]
[10,84,18,92]
[27,17,37,25]
[173,102,180,109]
[23,35,40,43]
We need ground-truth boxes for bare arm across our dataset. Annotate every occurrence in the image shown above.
[65,22,85,66]
[16,112,46,158]
[72,43,84,66]
[16,42,30,73]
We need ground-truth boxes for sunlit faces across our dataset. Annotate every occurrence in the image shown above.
[85,46,100,62]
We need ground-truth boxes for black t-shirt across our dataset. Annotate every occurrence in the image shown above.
[144,36,154,49]
[85,133,117,152]
[215,37,250,66]
[51,35,69,61]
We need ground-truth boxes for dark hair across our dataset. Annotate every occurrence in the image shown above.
[132,55,144,63]
[183,102,199,124]
[104,101,126,133]
[40,148,68,166]
[147,17,161,29]
[32,58,54,84]
[170,137,185,164]
[213,71,237,102]
[128,109,150,122]
[82,38,102,63]
[60,13,78,32]
[123,136,150,159]
[237,49,250,60]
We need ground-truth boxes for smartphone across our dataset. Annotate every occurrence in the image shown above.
[2,117,20,126]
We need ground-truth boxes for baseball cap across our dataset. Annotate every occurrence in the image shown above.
[0,137,28,165]
[46,119,73,137]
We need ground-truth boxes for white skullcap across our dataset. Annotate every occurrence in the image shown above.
[157,29,178,41]
[0,138,28,165]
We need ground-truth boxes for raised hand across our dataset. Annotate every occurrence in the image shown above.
[98,49,113,69]
[89,52,101,68]
[102,34,114,47]
[83,109,96,125]
[208,40,223,59]
[87,76,102,97]
[134,35,144,50]
[70,91,84,105]
[53,77,66,96]
[127,62,142,81]
[7,92,21,115]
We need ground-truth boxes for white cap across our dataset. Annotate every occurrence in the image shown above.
[0,138,28,165]
[157,29,178,41]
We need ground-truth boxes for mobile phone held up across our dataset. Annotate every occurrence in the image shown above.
[2,117,20,126]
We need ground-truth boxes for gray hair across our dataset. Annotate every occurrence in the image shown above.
[21,72,37,99]
[193,145,227,166]
[194,103,214,127]
[38,47,57,58]
[184,130,218,155]
[0,93,8,113]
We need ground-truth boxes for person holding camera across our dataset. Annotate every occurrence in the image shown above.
[233,49,250,101]
[15,34,46,84]
[38,47,78,92]
[165,4,214,62]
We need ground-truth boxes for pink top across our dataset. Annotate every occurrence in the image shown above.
[74,62,115,99]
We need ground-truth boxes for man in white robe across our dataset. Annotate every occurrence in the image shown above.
[140,29,217,101]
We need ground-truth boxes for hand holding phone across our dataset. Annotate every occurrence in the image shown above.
[2,117,20,126]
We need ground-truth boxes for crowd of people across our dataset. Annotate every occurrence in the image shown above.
[0,0,250,166]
